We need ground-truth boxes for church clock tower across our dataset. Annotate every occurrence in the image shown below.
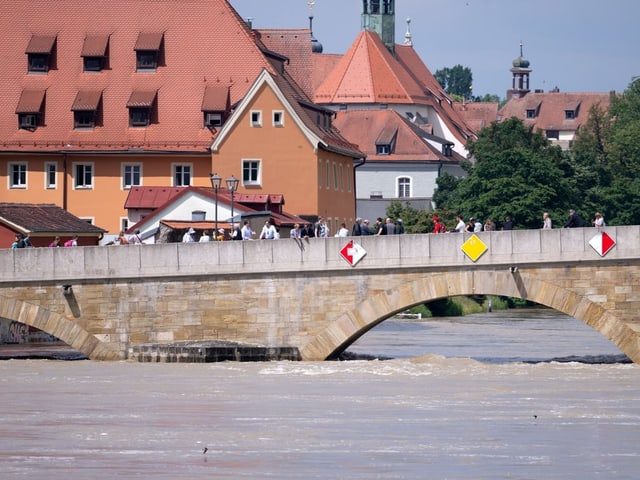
[361,0,395,54]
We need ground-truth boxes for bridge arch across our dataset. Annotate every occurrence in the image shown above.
[0,295,120,361]
[300,270,636,362]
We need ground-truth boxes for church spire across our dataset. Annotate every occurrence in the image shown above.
[361,0,396,54]
[507,41,531,99]
[403,17,412,46]
[308,0,323,53]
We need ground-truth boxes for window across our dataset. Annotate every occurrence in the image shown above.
[127,91,157,127]
[398,177,411,198]
[250,111,262,127]
[325,160,330,189]
[120,218,129,232]
[442,144,453,157]
[565,110,576,120]
[81,35,109,72]
[26,35,56,73]
[134,32,164,71]
[122,164,142,189]
[72,91,102,129]
[546,130,559,140]
[16,90,45,131]
[526,109,536,118]
[9,163,27,189]
[74,163,93,189]
[192,211,206,221]
[45,162,57,189]
[173,164,191,187]
[242,160,261,185]
[273,111,284,127]
[318,160,323,188]
[333,162,338,190]
[377,144,391,155]
[204,112,222,128]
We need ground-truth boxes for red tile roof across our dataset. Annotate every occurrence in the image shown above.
[0,203,106,234]
[333,109,464,163]
[0,0,278,153]
[499,91,612,132]
[455,102,500,132]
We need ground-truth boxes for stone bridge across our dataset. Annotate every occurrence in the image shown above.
[1,227,639,363]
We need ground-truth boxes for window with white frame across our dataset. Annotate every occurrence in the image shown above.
[173,164,191,187]
[242,160,261,186]
[333,162,338,190]
[339,164,344,191]
[272,110,284,127]
[120,217,129,232]
[9,162,27,189]
[397,176,411,198]
[250,111,262,127]
[74,163,94,189]
[122,164,142,189]
[45,162,57,189]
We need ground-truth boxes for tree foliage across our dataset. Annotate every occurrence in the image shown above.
[434,117,579,229]
[434,65,473,100]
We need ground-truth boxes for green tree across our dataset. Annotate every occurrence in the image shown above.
[570,82,640,225]
[434,65,473,100]
[441,118,578,229]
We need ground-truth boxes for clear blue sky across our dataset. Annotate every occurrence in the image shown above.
[230,0,639,99]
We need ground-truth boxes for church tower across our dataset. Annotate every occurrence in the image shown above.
[361,0,396,54]
[507,42,531,99]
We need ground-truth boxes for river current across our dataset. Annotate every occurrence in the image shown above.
[1,309,638,479]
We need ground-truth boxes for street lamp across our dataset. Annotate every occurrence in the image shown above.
[226,175,239,229]
[209,173,221,234]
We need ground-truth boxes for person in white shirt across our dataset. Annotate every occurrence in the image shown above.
[454,215,466,232]
[182,228,196,243]
[336,223,349,237]
[241,221,254,240]
[199,230,211,242]
[260,220,277,240]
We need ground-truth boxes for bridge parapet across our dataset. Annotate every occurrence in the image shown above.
[1,226,638,285]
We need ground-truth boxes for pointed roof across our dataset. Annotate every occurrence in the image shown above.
[314,31,426,104]
[212,69,363,159]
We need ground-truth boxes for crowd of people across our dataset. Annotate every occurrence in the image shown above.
[7,209,610,249]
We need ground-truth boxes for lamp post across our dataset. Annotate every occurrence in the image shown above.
[226,175,239,229]
[209,173,221,235]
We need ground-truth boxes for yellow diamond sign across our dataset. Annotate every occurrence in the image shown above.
[461,234,488,262]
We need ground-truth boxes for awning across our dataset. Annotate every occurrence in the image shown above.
[71,90,102,111]
[25,35,56,54]
[127,90,157,108]
[15,90,46,114]
[81,35,109,57]
[134,32,163,51]
[201,85,229,111]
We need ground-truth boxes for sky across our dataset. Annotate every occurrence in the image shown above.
[229,0,639,99]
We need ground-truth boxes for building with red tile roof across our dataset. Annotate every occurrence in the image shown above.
[499,45,613,149]
[0,0,362,236]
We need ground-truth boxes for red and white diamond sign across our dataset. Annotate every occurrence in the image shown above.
[589,231,616,257]
[340,240,367,266]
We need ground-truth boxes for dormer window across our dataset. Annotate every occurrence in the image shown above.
[375,127,397,155]
[26,35,56,73]
[442,143,453,157]
[564,102,580,120]
[526,109,536,118]
[134,32,164,71]
[16,89,46,131]
[127,90,157,127]
[82,35,109,72]
[201,85,229,129]
[72,90,102,129]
